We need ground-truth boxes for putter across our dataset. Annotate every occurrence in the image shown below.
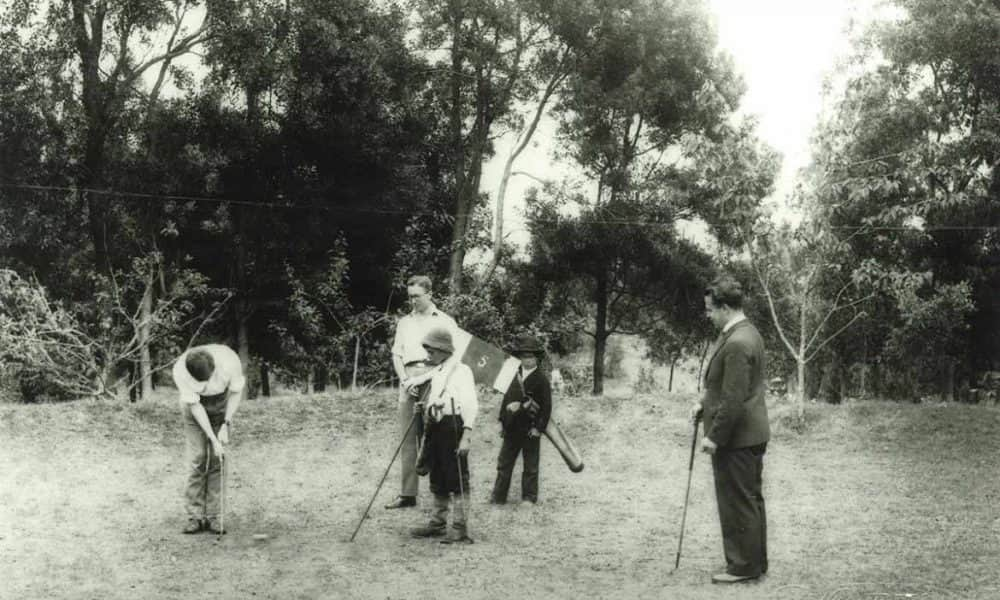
[350,412,419,542]
[219,451,226,540]
[449,395,472,544]
[673,415,700,572]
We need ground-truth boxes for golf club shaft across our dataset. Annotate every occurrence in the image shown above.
[349,412,419,542]
[674,417,700,570]
[220,452,225,536]
[450,396,469,536]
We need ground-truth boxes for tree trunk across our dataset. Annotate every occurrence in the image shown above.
[138,274,154,402]
[797,358,806,420]
[446,8,467,294]
[697,339,709,393]
[668,356,677,392]
[798,298,807,419]
[352,336,361,391]
[128,362,139,403]
[860,337,868,398]
[83,137,109,269]
[591,271,608,395]
[315,365,327,393]
[943,362,955,402]
[260,362,270,397]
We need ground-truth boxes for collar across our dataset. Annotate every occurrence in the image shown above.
[411,302,440,318]
[722,312,747,334]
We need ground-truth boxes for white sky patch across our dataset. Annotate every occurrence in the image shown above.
[480,0,868,253]
[708,0,861,215]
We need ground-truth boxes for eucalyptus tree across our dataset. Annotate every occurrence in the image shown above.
[807,0,1000,397]
[527,0,761,394]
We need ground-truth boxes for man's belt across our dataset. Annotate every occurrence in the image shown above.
[404,360,429,368]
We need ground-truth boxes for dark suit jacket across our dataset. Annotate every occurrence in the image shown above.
[499,369,552,434]
[702,320,770,449]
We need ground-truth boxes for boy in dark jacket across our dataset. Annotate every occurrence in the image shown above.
[490,334,552,504]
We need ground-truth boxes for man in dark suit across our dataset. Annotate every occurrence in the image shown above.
[490,334,552,504]
[692,276,770,584]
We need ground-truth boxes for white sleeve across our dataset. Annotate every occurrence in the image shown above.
[457,366,478,427]
[172,357,200,405]
[220,346,246,393]
[391,317,405,358]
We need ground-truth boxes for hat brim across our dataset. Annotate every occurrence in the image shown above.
[422,343,454,354]
[507,346,543,354]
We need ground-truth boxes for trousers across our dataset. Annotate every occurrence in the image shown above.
[491,430,540,503]
[711,443,768,577]
[397,364,432,497]
[183,410,226,520]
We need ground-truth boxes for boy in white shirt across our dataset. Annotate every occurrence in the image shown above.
[408,327,478,544]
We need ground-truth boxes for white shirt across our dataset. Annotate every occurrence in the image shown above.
[722,312,747,334]
[519,365,538,382]
[424,362,478,428]
[172,344,246,405]
[391,304,459,365]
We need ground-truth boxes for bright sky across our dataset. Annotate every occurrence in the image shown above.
[479,0,867,250]
[708,0,862,213]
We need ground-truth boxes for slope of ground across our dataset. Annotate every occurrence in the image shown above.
[1,390,998,599]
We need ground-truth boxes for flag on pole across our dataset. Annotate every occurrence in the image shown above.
[451,329,521,393]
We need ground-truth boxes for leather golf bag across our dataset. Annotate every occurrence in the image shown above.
[543,419,584,473]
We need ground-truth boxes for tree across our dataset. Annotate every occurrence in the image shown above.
[806,0,1000,396]
[413,0,572,293]
[529,0,758,393]
[747,221,875,416]
[527,183,718,394]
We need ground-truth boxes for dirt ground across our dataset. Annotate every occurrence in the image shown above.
[2,389,1000,600]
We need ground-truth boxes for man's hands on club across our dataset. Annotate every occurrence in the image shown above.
[211,438,225,458]
[528,427,541,438]
[458,434,471,456]
[690,403,703,423]
[218,422,230,445]
[700,437,717,455]
[507,401,521,413]
[412,401,424,415]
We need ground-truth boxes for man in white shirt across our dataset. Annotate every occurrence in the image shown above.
[408,327,477,544]
[385,275,459,510]
[172,343,246,534]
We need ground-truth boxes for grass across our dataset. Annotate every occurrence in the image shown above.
[1,389,999,599]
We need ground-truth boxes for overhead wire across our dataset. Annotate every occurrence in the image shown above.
[2,180,999,231]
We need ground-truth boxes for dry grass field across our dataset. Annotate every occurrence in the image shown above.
[2,388,999,599]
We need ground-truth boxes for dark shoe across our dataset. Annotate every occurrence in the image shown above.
[711,573,758,584]
[207,519,225,534]
[182,518,204,534]
[385,496,417,509]
[488,494,506,504]
[440,530,474,544]
[409,525,446,538]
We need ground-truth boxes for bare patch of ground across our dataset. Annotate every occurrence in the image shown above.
[2,391,999,599]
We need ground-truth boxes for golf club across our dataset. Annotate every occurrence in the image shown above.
[219,449,226,540]
[349,412,419,542]
[673,414,700,571]
[450,395,472,544]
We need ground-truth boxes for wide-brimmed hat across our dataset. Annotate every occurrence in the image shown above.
[506,333,544,355]
[421,327,455,354]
